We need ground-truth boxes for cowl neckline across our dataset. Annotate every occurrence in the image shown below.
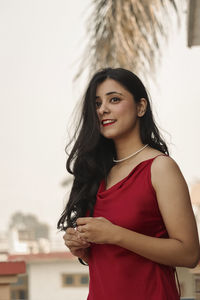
[99,154,167,194]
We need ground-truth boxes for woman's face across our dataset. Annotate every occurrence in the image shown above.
[95,78,146,140]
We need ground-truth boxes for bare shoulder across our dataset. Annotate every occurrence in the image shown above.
[151,154,182,181]
[151,154,187,194]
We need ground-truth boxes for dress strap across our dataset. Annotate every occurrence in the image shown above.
[151,153,168,160]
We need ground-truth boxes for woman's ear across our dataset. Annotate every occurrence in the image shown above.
[137,98,147,117]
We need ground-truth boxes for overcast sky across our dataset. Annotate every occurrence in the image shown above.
[0,1,200,232]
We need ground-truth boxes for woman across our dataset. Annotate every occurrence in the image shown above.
[58,68,200,300]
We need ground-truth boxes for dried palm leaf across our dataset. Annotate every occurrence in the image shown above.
[74,0,180,84]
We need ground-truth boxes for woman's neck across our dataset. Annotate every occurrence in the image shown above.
[114,135,146,162]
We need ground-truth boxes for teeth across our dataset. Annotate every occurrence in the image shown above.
[102,120,115,125]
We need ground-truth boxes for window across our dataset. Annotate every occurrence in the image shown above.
[195,275,200,300]
[80,275,89,285]
[10,274,28,300]
[11,289,27,300]
[19,290,26,299]
[62,273,89,287]
[64,275,74,285]
[12,276,25,286]
[196,278,200,293]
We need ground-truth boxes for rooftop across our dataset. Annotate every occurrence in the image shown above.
[8,251,76,263]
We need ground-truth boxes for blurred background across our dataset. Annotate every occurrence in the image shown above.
[0,0,200,299]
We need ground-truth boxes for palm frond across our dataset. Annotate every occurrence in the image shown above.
[74,0,179,83]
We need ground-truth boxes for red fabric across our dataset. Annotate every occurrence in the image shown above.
[87,154,181,300]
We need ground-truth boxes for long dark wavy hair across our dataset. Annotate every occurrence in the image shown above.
[57,67,169,231]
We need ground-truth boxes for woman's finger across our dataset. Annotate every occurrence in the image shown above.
[78,232,90,241]
[67,243,90,250]
[77,225,88,233]
[66,227,76,234]
[63,231,83,243]
[63,228,78,241]
[65,239,90,248]
[64,235,90,246]
[65,237,90,245]
[65,240,79,247]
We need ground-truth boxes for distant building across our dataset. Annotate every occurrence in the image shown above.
[8,227,50,254]
[49,229,67,252]
[0,226,66,255]
[0,230,8,254]
[176,182,200,299]
[8,252,89,300]
[190,182,200,237]
[187,0,200,47]
[177,266,198,300]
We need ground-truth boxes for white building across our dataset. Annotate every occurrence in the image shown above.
[8,252,89,300]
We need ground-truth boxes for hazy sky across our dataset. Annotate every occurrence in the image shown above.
[0,1,200,232]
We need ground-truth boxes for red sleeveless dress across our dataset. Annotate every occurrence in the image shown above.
[87,154,181,300]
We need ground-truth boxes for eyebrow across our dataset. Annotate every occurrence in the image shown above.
[95,91,123,99]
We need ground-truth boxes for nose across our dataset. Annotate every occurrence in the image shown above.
[98,102,110,115]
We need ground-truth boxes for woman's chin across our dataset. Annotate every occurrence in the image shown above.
[101,131,121,140]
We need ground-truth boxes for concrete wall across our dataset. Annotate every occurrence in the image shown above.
[176,267,195,299]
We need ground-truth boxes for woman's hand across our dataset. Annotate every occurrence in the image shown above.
[76,217,116,244]
[63,227,91,261]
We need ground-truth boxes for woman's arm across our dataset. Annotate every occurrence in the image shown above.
[76,156,200,268]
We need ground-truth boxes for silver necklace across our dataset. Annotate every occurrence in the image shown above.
[113,144,149,163]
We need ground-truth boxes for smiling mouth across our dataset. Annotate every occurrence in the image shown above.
[101,120,116,127]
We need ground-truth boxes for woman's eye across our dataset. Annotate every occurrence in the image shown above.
[95,101,101,108]
[110,97,120,103]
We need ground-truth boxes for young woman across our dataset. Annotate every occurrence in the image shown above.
[58,68,200,300]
